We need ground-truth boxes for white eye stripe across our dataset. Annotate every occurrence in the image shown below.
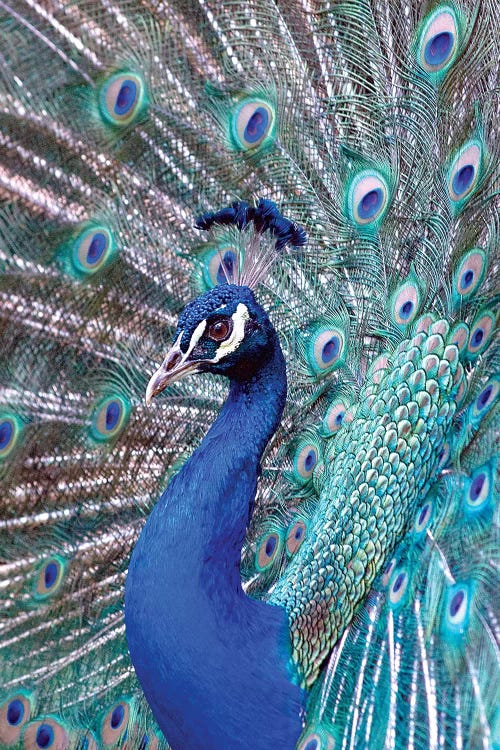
[212,303,250,362]
[171,331,183,352]
[186,320,207,356]
[178,303,249,366]
[168,323,207,372]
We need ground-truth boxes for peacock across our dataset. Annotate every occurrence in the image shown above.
[0,0,498,748]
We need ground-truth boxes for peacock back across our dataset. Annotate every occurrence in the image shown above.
[0,0,498,749]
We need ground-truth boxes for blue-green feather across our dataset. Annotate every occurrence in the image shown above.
[0,1,498,749]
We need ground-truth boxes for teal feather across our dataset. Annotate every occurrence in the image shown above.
[0,0,498,749]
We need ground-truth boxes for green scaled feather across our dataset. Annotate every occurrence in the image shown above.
[0,0,499,749]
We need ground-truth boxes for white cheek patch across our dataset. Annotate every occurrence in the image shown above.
[212,303,250,362]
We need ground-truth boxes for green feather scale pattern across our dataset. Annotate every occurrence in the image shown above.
[272,319,465,684]
[0,0,499,749]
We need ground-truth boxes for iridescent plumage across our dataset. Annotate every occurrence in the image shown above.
[0,1,498,749]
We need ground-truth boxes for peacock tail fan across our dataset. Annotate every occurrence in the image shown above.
[0,0,498,749]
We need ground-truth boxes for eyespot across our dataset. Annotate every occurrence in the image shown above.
[286,521,307,555]
[298,734,321,750]
[414,501,433,534]
[472,377,499,420]
[447,141,483,206]
[255,532,283,571]
[307,326,347,376]
[7,701,25,727]
[381,557,397,587]
[91,395,130,442]
[437,441,450,470]
[34,556,66,599]
[465,465,492,512]
[0,414,22,459]
[417,6,459,74]
[204,247,240,288]
[0,693,33,746]
[442,583,471,638]
[100,701,130,746]
[347,170,390,227]
[207,318,233,342]
[99,72,147,127]
[468,472,488,505]
[449,589,467,622]
[322,400,348,435]
[294,442,320,483]
[390,280,421,326]
[23,718,69,750]
[478,386,493,408]
[467,311,495,357]
[70,226,115,277]
[35,725,54,749]
[389,568,409,606]
[231,98,275,151]
[453,249,486,301]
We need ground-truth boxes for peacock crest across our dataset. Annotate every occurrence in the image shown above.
[0,1,498,749]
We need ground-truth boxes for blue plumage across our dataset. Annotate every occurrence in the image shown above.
[126,285,304,749]
[0,1,498,749]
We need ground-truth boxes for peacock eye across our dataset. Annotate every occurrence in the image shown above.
[207,319,232,342]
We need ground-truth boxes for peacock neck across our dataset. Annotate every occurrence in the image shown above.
[163,331,287,585]
[128,325,289,589]
[219,329,287,460]
[125,327,303,750]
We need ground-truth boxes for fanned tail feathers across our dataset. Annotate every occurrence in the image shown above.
[0,0,498,748]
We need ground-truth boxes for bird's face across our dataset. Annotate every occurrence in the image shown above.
[146,285,272,402]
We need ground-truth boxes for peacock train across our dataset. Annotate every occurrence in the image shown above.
[0,1,498,749]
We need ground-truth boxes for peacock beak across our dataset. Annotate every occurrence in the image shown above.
[145,340,202,405]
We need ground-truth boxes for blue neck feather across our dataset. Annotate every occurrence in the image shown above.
[125,327,304,750]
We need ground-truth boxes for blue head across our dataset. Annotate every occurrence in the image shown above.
[146,285,278,402]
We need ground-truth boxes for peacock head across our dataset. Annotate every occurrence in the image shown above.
[146,200,306,403]
[146,284,275,403]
